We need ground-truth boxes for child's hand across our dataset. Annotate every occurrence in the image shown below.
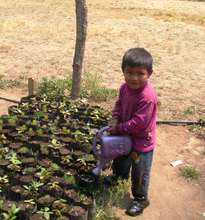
[108,125,118,134]
[108,127,117,134]
[108,118,118,128]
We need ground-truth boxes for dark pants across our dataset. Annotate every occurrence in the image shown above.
[112,150,153,200]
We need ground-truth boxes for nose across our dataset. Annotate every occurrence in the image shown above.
[129,74,139,81]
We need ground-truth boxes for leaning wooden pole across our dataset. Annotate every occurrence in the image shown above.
[71,0,88,99]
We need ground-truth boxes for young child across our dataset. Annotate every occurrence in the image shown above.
[106,48,157,216]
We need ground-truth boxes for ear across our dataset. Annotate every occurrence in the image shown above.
[148,70,153,76]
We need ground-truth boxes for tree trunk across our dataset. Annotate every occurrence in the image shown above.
[71,0,88,99]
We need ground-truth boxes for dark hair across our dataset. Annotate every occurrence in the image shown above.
[121,48,153,74]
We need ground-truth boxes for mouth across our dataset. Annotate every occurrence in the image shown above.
[128,82,139,86]
[126,81,142,89]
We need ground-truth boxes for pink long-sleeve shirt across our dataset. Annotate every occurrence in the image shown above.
[113,81,157,152]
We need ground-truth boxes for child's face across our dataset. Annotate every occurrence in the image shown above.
[123,66,150,90]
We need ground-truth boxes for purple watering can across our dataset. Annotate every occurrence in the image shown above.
[92,126,132,176]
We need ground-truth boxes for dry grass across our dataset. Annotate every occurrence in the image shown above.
[0,0,205,121]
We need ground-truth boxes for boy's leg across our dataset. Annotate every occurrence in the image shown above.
[126,150,153,216]
[104,155,132,185]
[112,155,132,179]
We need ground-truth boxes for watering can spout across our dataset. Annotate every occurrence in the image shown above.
[92,167,101,176]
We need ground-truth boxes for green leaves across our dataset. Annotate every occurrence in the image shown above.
[37,207,53,220]
[36,167,51,181]
[24,199,35,205]
[77,157,87,166]
[48,139,63,149]
[23,180,44,193]
[0,175,9,184]
[16,125,27,134]
[6,152,22,166]
[2,204,20,220]
[63,173,76,185]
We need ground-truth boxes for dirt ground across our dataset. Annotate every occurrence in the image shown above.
[0,0,205,219]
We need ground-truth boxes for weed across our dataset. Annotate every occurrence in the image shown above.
[198,116,205,126]
[0,79,21,89]
[38,74,117,102]
[108,179,130,207]
[82,73,117,101]
[183,106,197,115]
[188,116,205,139]
[90,86,117,101]
[91,177,130,220]
[38,77,72,99]
[180,165,201,180]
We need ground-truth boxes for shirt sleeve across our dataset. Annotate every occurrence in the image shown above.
[112,85,123,120]
[116,100,155,134]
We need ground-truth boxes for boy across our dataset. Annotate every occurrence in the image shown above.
[106,48,157,216]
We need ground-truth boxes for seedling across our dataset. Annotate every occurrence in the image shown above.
[7,116,17,126]
[49,163,60,172]
[34,111,44,120]
[16,125,27,134]
[52,199,68,217]
[20,102,30,111]
[0,175,9,184]
[77,157,87,166]
[0,134,7,140]
[41,96,49,105]
[23,180,44,193]
[48,181,60,190]
[49,124,58,134]
[61,109,71,119]
[27,127,34,136]
[50,102,58,109]
[44,114,49,121]
[78,193,89,203]
[37,207,53,220]
[62,127,70,135]
[53,209,63,218]
[73,130,87,143]
[6,152,22,166]
[63,173,76,185]
[0,146,9,155]
[62,155,72,164]
[36,167,51,181]
[48,139,63,150]
[24,199,35,205]
[36,128,43,136]
[2,204,20,220]
[31,119,39,127]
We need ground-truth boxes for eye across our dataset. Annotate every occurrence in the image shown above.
[126,71,132,75]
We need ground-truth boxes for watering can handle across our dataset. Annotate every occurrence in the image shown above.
[92,126,110,157]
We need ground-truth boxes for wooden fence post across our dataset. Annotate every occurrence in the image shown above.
[28,78,34,96]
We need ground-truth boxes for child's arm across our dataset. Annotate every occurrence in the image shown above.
[116,100,156,134]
